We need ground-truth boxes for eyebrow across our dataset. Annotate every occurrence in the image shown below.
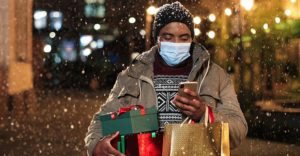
[160,33,174,37]
[160,33,191,38]
[179,34,191,38]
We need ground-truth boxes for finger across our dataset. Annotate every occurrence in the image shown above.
[173,94,191,105]
[107,131,119,141]
[184,88,198,97]
[171,95,180,104]
[189,98,203,109]
[175,95,205,113]
[107,144,125,156]
[174,100,196,112]
[182,110,201,121]
[175,95,200,108]
[182,110,193,116]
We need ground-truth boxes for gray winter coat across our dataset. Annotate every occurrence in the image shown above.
[84,43,248,156]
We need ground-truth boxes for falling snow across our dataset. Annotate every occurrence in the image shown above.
[0,90,109,155]
[1,0,300,155]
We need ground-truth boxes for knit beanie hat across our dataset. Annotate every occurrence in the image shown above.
[152,1,194,41]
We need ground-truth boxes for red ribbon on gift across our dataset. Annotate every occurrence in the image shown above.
[111,132,163,156]
[137,133,162,156]
[111,104,145,120]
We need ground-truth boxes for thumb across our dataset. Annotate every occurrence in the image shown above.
[107,131,120,141]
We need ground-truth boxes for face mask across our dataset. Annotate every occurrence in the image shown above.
[159,42,191,66]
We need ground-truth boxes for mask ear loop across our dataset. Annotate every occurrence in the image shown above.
[157,36,160,41]
[157,37,162,50]
[157,36,162,43]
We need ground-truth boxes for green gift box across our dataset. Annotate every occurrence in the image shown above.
[99,105,159,136]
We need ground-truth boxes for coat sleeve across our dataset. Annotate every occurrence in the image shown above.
[214,70,248,149]
[84,73,125,156]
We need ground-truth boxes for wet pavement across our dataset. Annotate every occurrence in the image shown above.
[0,89,299,156]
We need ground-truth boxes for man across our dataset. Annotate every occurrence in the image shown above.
[85,2,248,156]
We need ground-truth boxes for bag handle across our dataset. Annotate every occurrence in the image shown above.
[180,105,214,127]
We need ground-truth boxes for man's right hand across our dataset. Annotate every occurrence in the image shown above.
[93,131,126,156]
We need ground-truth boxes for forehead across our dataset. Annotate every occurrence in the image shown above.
[159,22,191,35]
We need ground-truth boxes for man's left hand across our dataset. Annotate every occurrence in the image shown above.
[172,88,206,121]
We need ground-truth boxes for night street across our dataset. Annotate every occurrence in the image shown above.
[1,1,300,155]
[1,89,299,156]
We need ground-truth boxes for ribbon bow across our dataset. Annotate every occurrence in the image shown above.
[111,104,145,120]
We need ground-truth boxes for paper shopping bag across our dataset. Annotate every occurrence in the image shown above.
[162,106,230,156]
[162,122,229,156]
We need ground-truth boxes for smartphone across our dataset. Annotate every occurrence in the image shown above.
[178,81,198,99]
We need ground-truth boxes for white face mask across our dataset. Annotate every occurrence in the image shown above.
[159,42,191,66]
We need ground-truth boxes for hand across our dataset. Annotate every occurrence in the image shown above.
[93,131,126,156]
[172,88,206,121]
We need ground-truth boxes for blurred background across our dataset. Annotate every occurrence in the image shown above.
[0,0,299,155]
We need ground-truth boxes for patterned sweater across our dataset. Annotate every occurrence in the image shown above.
[153,52,192,130]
